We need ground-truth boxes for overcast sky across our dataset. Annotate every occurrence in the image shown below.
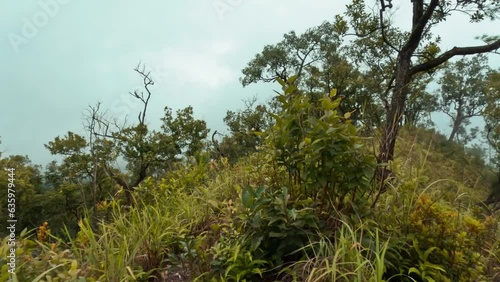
[1,0,499,166]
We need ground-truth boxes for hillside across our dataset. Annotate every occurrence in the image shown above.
[1,118,499,281]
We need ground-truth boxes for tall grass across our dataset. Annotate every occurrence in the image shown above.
[281,220,411,282]
[66,192,199,281]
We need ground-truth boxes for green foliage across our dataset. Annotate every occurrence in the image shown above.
[404,74,438,127]
[239,20,386,127]
[219,97,272,162]
[161,105,210,158]
[240,186,320,266]
[0,229,85,282]
[0,155,51,237]
[264,81,375,215]
[407,239,446,282]
[438,54,491,143]
[205,223,268,282]
[282,222,395,282]
[484,70,500,166]
[405,194,497,281]
[7,21,500,281]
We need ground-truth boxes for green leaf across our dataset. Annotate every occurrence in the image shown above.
[288,208,298,220]
[252,212,261,227]
[32,264,66,282]
[408,267,421,276]
[251,235,264,250]
[330,88,337,98]
[242,188,252,208]
[284,84,297,94]
[344,110,356,120]
[287,74,298,85]
[326,127,337,134]
[269,231,286,238]
[276,77,286,87]
[321,98,334,110]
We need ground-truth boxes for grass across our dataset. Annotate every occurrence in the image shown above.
[2,127,499,281]
[280,220,409,282]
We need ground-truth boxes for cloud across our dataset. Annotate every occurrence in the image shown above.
[144,41,235,90]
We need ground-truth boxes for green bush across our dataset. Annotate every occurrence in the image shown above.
[240,186,320,266]
[405,194,497,281]
[263,78,375,220]
[0,228,85,282]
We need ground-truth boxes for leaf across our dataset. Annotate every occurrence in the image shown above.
[32,264,65,282]
[299,141,307,149]
[256,186,266,197]
[288,208,298,220]
[207,200,219,210]
[330,88,337,98]
[276,95,287,104]
[70,259,78,271]
[321,98,334,110]
[284,84,297,95]
[326,127,337,134]
[269,231,286,238]
[422,247,438,260]
[251,235,263,250]
[252,212,261,228]
[287,74,298,85]
[408,267,421,276]
[344,110,356,120]
[242,188,252,208]
[276,77,286,87]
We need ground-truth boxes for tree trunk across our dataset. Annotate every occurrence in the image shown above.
[378,51,413,164]
[448,113,463,142]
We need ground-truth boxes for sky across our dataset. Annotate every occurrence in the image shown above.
[1,0,499,166]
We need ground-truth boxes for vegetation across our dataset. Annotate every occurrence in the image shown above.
[1,0,500,281]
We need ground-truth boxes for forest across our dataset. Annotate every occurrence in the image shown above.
[1,0,500,281]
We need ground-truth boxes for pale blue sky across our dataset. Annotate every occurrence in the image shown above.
[1,0,498,165]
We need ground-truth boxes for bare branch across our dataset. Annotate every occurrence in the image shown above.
[133,63,154,126]
[378,0,399,53]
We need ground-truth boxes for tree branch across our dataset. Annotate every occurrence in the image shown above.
[410,39,500,75]
[378,1,399,53]
[403,0,440,52]
[133,63,154,126]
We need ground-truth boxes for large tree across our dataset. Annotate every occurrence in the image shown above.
[483,69,500,212]
[337,0,500,168]
[240,22,385,127]
[438,54,490,142]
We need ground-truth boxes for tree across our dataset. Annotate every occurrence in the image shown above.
[216,97,273,162]
[47,64,210,206]
[403,74,438,127]
[44,129,115,223]
[337,0,500,167]
[241,22,341,87]
[483,69,500,212]
[485,70,500,165]
[161,105,210,159]
[0,155,44,236]
[438,54,490,142]
[240,22,385,127]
